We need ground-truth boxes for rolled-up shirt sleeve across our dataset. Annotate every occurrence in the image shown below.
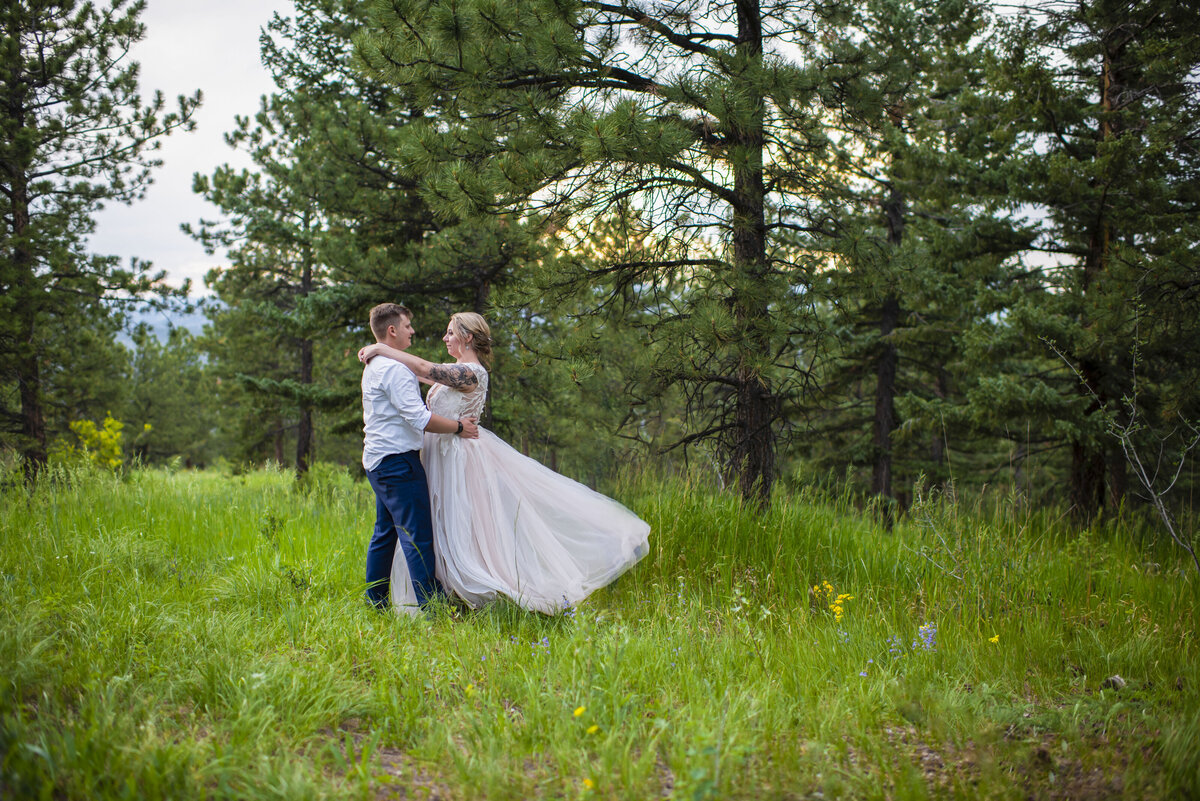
[383,364,433,431]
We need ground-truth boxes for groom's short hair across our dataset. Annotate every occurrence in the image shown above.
[369,302,412,341]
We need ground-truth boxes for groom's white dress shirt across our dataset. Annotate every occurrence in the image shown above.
[362,358,432,471]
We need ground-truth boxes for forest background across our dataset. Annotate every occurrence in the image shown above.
[3,0,1200,528]
[4,3,1200,798]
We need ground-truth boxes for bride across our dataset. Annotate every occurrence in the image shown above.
[358,312,650,614]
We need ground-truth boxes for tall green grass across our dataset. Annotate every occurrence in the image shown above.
[1,466,1197,799]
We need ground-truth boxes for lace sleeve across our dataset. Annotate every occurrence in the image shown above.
[463,364,489,419]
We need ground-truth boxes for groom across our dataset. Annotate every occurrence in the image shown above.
[361,302,478,609]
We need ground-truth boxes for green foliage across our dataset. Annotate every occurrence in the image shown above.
[158,0,1200,521]
[189,95,340,474]
[12,0,1194,527]
[778,0,1200,517]
[191,0,540,474]
[356,0,849,502]
[972,0,1200,514]
[1,468,1197,798]
[121,326,219,467]
[55,412,125,470]
[793,0,1035,507]
[489,212,688,482]
[1,301,130,448]
[0,0,199,474]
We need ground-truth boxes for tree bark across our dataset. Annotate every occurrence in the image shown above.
[871,186,905,502]
[727,0,775,506]
[1070,44,1123,519]
[9,144,46,481]
[930,369,948,469]
[17,337,46,482]
[296,336,313,475]
[871,294,899,500]
[1070,439,1105,516]
[295,230,314,476]
[1070,352,1109,517]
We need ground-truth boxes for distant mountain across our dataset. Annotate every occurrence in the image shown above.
[118,305,211,346]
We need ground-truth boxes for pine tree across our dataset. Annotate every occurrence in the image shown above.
[987,0,1200,516]
[188,92,335,475]
[494,210,690,484]
[800,0,1032,505]
[0,0,198,477]
[355,0,859,503]
[258,0,537,331]
[193,0,539,467]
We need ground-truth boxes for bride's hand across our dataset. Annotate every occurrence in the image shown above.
[358,343,384,364]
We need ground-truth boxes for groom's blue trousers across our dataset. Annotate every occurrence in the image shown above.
[364,451,439,609]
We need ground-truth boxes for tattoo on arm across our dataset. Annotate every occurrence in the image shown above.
[427,363,479,390]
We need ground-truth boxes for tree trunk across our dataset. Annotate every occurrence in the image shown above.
[728,0,775,506]
[1070,357,1107,519]
[295,234,314,476]
[17,338,46,481]
[274,417,285,465]
[472,274,490,315]
[871,294,899,500]
[871,186,905,502]
[9,154,46,481]
[1069,40,1129,519]
[296,337,313,475]
[1071,357,1107,516]
[1071,440,1105,516]
[930,369,948,470]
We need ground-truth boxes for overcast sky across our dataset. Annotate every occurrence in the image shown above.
[88,0,295,299]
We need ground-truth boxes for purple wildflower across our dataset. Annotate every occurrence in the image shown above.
[916,622,937,651]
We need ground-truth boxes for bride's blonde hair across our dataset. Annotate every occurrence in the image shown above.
[451,312,493,367]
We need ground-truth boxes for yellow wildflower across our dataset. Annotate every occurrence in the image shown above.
[829,593,854,621]
[583,778,595,790]
[574,706,586,717]
[587,724,600,734]
[989,634,999,644]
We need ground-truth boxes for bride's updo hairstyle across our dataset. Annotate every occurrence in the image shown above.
[451,312,493,368]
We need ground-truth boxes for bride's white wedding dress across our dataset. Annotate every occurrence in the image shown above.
[390,362,649,614]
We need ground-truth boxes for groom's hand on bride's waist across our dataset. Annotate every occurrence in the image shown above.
[458,417,480,439]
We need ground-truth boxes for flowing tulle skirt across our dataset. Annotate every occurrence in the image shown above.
[391,429,649,614]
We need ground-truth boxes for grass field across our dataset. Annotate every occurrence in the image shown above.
[2,465,1198,799]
